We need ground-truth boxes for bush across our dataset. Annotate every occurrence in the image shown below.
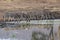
[32,32,48,40]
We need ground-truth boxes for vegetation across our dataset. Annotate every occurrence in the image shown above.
[11,34,16,38]
[32,31,48,40]
[21,23,30,29]
[0,23,6,28]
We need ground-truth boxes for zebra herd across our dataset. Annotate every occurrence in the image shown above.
[3,9,60,21]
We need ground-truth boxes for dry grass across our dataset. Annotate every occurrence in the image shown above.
[0,0,60,20]
[3,24,52,31]
[3,27,18,31]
